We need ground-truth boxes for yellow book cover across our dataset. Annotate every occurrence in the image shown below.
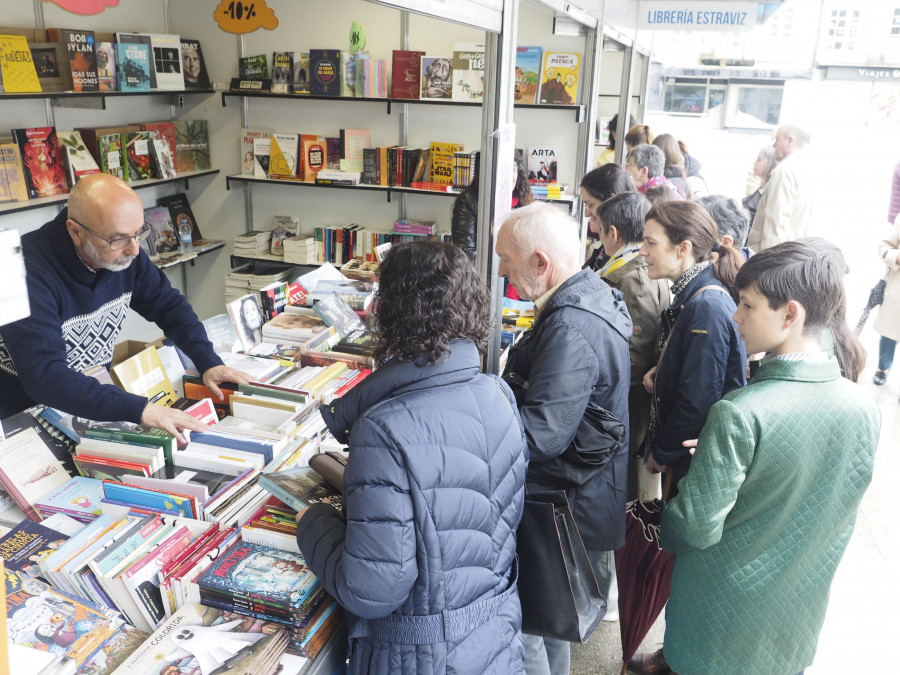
[538,52,580,105]
[429,141,464,185]
[300,361,349,394]
[268,132,299,180]
[0,34,41,93]
[111,345,178,406]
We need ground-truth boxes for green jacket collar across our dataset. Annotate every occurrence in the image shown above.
[751,355,841,384]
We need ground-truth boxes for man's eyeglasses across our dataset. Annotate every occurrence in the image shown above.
[71,219,152,251]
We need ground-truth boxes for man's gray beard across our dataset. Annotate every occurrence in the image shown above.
[83,236,135,272]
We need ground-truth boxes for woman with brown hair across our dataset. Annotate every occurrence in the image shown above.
[653,133,691,199]
[624,123,654,151]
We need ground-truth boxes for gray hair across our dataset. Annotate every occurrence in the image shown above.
[696,195,751,247]
[757,145,777,182]
[496,202,582,268]
[627,144,665,179]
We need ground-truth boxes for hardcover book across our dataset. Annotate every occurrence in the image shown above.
[172,119,210,173]
[271,51,293,94]
[451,42,485,102]
[0,427,70,522]
[0,34,41,93]
[141,121,177,162]
[121,131,155,183]
[241,128,270,176]
[58,130,102,186]
[309,49,341,97]
[390,49,425,99]
[148,33,184,91]
[428,141,464,185]
[10,127,69,198]
[116,41,152,92]
[515,46,542,104]
[96,40,116,91]
[292,51,310,94]
[149,138,177,179]
[420,56,452,99]
[258,467,342,512]
[180,38,210,89]
[538,51,580,105]
[47,27,99,92]
[157,192,204,243]
[98,132,125,178]
[239,54,269,80]
[0,518,69,577]
[29,41,73,93]
[341,50,369,97]
[144,205,178,254]
[116,33,157,88]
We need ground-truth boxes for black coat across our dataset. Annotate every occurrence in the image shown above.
[450,186,478,260]
[503,268,632,550]
[650,265,747,483]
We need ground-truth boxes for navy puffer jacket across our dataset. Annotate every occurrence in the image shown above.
[297,340,527,674]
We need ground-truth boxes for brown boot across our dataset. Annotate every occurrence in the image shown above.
[626,648,671,675]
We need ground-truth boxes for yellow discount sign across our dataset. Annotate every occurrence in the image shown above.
[214,0,279,34]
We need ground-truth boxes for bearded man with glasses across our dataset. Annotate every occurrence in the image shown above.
[0,174,250,439]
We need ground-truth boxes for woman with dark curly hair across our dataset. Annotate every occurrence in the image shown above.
[296,240,528,674]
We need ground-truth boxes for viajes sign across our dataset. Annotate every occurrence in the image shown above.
[638,2,757,32]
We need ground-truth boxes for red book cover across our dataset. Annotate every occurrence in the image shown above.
[10,127,69,199]
[141,122,177,161]
[391,50,425,99]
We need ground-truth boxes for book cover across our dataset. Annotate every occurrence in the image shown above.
[141,121,177,160]
[515,46,542,104]
[110,345,178,407]
[451,42,485,102]
[262,309,329,345]
[312,293,365,338]
[30,41,73,93]
[300,135,326,182]
[58,130,102,185]
[341,50,369,97]
[420,56,452,99]
[116,33,157,88]
[116,41,152,92]
[11,127,69,199]
[271,51,293,94]
[121,131,154,183]
[241,128,270,176]
[149,138,177,179]
[47,28,99,92]
[428,141,463,185]
[109,602,288,674]
[390,49,425,99]
[239,54,268,80]
[0,427,70,522]
[258,467,341,513]
[157,192,203,242]
[268,133,299,179]
[102,482,196,519]
[252,136,271,178]
[0,142,30,202]
[0,519,69,577]
[539,51,580,105]
[144,205,177,254]
[0,34,41,93]
[196,540,319,608]
[96,40,116,91]
[74,454,152,482]
[271,215,301,256]
[528,147,559,182]
[121,525,193,627]
[1,409,76,475]
[148,33,184,91]
[35,475,105,522]
[292,51,310,94]
[180,38,209,89]
[309,49,340,97]
[97,132,124,179]
[226,294,265,352]
[172,119,210,173]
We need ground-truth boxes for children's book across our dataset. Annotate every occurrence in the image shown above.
[180,38,209,89]
[47,28,99,92]
[451,42,485,102]
[102,482,197,519]
[115,40,152,92]
[34,475,105,523]
[515,46,542,104]
[10,127,69,199]
[539,51,580,105]
[420,56,452,99]
[428,141,463,185]
[0,519,70,578]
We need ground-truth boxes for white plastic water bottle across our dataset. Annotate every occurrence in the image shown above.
[178,220,193,254]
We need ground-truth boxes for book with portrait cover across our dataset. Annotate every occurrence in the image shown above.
[515,46,542,104]
[271,51,293,94]
[47,27,99,92]
[180,38,209,90]
[538,52,580,105]
[390,49,425,99]
[116,41,152,92]
[10,127,69,199]
[96,40,116,91]
[528,146,559,183]
[420,56,452,99]
[116,33,157,88]
[172,119,210,173]
[148,33,184,91]
[451,42,484,102]
[309,49,341,97]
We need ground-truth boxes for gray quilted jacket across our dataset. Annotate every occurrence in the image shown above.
[297,340,527,674]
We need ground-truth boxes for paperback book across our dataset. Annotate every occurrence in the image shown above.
[538,51,580,105]
[172,119,210,173]
[258,466,342,513]
[116,41,152,92]
[292,51,310,94]
[239,54,269,80]
[98,132,125,179]
[58,130,102,185]
[11,127,69,199]
[451,42,485,102]
[116,33,158,89]
[0,34,41,93]
[180,38,210,89]
[309,49,341,97]
[148,33,184,91]
[515,46,542,104]
[0,519,70,578]
[96,41,116,91]
[420,56,452,99]
[272,51,293,94]
[47,27,99,92]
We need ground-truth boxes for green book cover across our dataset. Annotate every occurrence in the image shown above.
[83,427,176,465]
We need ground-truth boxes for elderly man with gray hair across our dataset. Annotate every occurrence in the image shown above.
[746,123,815,251]
[495,202,632,675]
[696,194,753,259]
[626,143,684,198]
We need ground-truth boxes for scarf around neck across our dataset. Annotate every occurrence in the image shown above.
[598,242,642,278]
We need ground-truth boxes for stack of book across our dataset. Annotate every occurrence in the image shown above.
[234,230,273,257]
[283,235,317,264]
[225,265,293,303]
[196,540,342,659]
[261,306,330,346]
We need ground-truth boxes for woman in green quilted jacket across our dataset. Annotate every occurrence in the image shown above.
[659,241,879,675]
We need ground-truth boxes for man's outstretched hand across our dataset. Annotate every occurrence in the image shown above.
[141,402,208,443]
[202,365,253,401]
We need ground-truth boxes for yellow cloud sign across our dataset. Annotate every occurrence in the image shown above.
[214,0,279,34]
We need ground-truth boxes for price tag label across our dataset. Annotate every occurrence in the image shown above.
[107,151,121,169]
[134,140,149,156]
[214,0,279,34]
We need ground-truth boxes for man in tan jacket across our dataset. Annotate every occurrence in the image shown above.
[746,124,815,252]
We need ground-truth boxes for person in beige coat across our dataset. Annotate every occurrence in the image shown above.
[873,215,900,386]
[746,124,815,252]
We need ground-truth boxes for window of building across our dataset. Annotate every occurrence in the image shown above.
[848,42,855,50]
[663,83,708,113]
[735,85,783,126]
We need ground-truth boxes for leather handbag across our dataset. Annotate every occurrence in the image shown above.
[516,489,606,642]
[308,451,347,492]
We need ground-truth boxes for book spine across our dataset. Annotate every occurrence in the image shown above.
[241,524,301,554]
[198,592,296,626]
